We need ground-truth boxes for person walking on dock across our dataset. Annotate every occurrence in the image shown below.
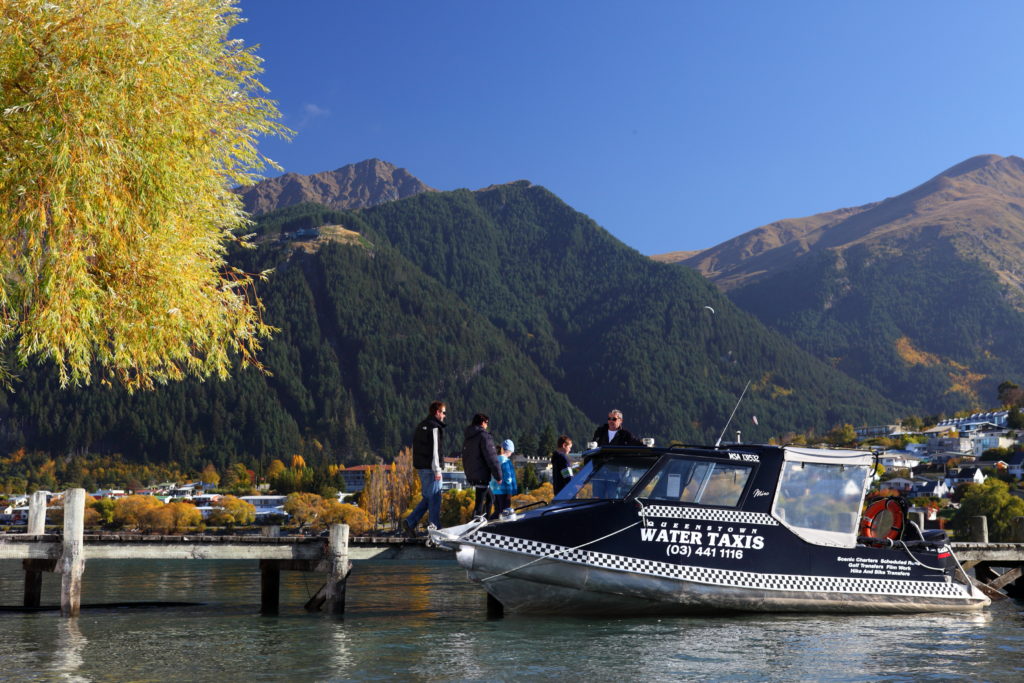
[462,413,502,519]
[403,401,447,536]
[489,439,517,519]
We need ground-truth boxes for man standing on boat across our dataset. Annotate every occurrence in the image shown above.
[403,401,447,536]
[462,413,502,519]
[592,409,640,446]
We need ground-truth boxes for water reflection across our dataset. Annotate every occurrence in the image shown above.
[328,622,353,672]
[1,559,1022,682]
[53,618,89,682]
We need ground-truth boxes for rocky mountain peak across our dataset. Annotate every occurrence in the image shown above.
[235,159,435,216]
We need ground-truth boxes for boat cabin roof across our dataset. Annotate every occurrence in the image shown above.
[583,443,874,467]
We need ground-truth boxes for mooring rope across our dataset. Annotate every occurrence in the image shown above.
[479,520,642,583]
[895,539,949,572]
[477,500,647,583]
[895,522,952,573]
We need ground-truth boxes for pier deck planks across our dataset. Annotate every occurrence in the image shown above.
[0,533,445,562]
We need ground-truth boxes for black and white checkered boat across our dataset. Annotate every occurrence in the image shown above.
[429,444,989,615]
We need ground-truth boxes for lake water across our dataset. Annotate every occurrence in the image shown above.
[1,557,1023,682]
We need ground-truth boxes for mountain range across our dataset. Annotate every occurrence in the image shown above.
[655,154,1024,414]
[0,161,904,469]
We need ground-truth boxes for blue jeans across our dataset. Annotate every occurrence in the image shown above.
[407,469,442,529]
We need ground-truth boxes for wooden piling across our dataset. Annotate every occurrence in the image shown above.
[27,491,47,536]
[968,516,989,543]
[260,560,281,615]
[1011,517,1024,543]
[324,524,350,615]
[24,492,49,608]
[59,489,86,617]
[22,559,54,608]
[908,510,925,532]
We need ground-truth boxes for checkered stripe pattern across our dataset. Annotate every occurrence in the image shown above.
[640,505,779,526]
[466,531,968,599]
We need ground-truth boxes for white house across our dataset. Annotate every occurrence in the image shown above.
[1000,452,1024,479]
[944,467,986,488]
[239,495,288,519]
[879,451,923,470]
[910,479,951,498]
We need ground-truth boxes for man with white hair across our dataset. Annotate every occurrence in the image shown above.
[592,409,640,446]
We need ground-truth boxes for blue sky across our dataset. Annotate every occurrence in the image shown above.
[234,1,1024,255]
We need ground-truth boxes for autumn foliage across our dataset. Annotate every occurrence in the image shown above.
[0,0,288,389]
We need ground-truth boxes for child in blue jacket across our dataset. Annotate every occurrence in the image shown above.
[490,439,518,519]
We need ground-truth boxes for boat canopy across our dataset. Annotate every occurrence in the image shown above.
[782,447,876,467]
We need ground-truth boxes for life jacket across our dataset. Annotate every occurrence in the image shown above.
[859,495,907,541]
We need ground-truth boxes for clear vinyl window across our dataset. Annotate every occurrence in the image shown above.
[773,460,871,547]
[554,457,657,501]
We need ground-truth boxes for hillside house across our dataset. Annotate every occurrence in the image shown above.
[927,436,972,455]
[910,478,951,498]
[934,411,1009,432]
[855,424,905,440]
[998,452,1024,479]
[972,433,1019,457]
[879,452,923,470]
[239,495,288,519]
[881,477,916,493]
[338,465,377,493]
[441,472,467,491]
[944,467,986,488]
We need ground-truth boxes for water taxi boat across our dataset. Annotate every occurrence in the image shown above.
[429,444,989,615]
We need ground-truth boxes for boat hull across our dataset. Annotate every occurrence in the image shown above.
[451,535,990,615]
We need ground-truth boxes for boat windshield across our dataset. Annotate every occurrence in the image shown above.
[554,456,657,501]
[635,457,752,507]
[772,460,872,548]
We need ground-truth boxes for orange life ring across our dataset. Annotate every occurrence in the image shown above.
[859,496,905,541]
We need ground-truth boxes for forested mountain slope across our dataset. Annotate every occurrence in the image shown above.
[659,154,1024,414]
[343,182,899,444]
[0,179,901,469]
[0,228,590,469]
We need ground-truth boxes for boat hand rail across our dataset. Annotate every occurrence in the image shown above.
[857,536,944,551]
[858,535,954,573]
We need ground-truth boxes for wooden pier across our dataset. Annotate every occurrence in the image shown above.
[0,488,446,616]
[946,514,1024,600]
[5,493,1024,615]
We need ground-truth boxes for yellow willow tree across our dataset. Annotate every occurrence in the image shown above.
[0,0,289,389]
[360,465,390,531]
[386,447,417,528]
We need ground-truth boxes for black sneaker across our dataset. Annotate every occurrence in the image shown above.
[401,519,417,538]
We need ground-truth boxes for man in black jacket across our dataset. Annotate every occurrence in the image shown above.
[403,401,447,535]
[461,413,502,519]
[592,409,640,446]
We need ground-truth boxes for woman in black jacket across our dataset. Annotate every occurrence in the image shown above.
[461,413,502,518]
